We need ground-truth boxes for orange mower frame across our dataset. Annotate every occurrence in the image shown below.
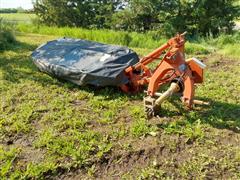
[120,32,207,116]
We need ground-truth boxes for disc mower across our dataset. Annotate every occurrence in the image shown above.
[32,32,207,117]
[120,32,207,116]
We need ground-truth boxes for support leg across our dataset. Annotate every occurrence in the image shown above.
[182,75,194,109]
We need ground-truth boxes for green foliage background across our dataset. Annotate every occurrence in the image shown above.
[34,0,240,36]
[34,0,121,28]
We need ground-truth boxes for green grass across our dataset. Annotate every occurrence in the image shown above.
[16,24,210,55]
[206,32,240,58]
[0,13,36,24]
[17,24,240,57]
[0,19,16,50]
[0,31,239,179]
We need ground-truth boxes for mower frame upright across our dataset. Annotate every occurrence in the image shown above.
[120,32,206,116]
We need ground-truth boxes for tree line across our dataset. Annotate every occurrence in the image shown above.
[34,0,240,37]
[0,7,29,13]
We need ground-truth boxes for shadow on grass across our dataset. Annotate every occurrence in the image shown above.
[0,41,66,86]
[2,39,37,52]
[1,41,239,133]
[196,98,240,133]
[158,97,240,133]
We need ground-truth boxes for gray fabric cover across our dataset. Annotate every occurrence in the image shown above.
[31,38,139,86]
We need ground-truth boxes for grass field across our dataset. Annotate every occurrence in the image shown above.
[17,24,213,54]
[0,13,36,24]
[0,28,240,179]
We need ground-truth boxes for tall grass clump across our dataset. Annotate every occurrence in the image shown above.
[207,32,240,47]
[17,24,210,55]
[0,18,16,51]
[17,24,165,49]
[206,32,240,57]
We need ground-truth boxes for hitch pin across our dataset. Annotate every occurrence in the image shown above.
[193,100,210,106]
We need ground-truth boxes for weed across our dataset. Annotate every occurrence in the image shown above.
[162,119,205,142]
[138,165,166,179]
[129,106,157,137]
[178,154,211,178]
[23,161,57,179]
[130,118,154,137]
[0,146,20,178]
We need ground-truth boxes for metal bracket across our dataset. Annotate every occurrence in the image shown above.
[144,96,156,117]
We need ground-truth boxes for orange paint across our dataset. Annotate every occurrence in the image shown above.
[120,32,204,108]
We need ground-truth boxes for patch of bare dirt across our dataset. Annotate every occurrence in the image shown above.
[57,127,240,179]
[204,54,240,71]
[1,133,46,174]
